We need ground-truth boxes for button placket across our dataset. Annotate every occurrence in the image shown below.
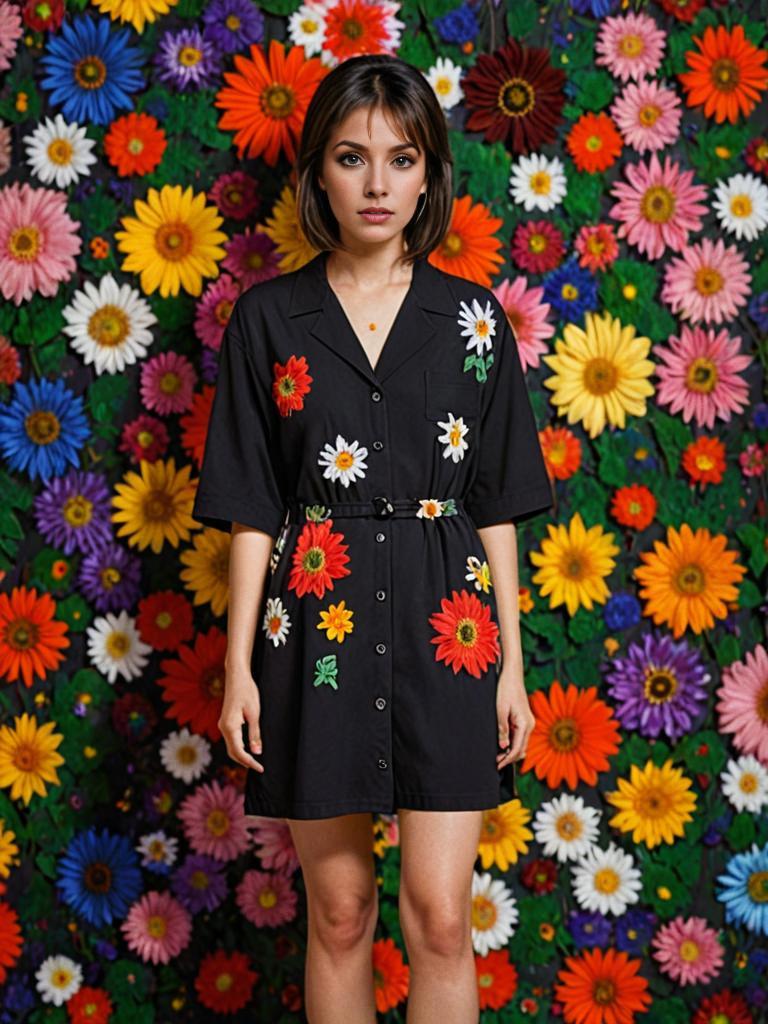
[370,388,393,791]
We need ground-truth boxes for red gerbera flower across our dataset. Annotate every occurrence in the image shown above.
[610,483,657,531]
[656,0,707,23]
[66,985,114,1024]
[511,220,566,274]
[682,436,727,487]
[692,988,753,1024]
[0,585,70,689]
[372,937,409,1013]
[566,112,623,174]
[474,949,519,1011]
[287,519,351,599]
[136,590,194,651]
[463,37,566,155]
[195,949,258,1014]
[157,626,228,741]
[180,386,215,466]
[272,354,313,417]
[0,902,22,984]
[429,589,501,678]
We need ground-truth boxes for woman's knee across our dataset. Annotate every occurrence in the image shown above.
[309,888,378,952]
[399,889,470,959]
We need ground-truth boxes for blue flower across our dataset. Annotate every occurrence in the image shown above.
[570,0,618,16]
[748,290,768,332]
[0,378,90,483]
[56,827,143,927]
[615,908,656,954]
[716,842,768,936]
[39,15,144,126]
[603,592,641,631]
[752,402,768,430]
[542,259,598,322]
[434,3,479,45]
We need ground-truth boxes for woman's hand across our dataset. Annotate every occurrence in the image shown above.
[218,666,266,773]
[496,670,535,770]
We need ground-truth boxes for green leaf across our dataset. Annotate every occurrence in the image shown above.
[649,409,693,475]
[737,578,763,609]
[570,69,614,112]
[735,523,768,577]
[87,374,132,423]
[563,164,604,221]
[726,812,757,851]
[506,0,538,38]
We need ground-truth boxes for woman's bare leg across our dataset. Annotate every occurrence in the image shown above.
[287,813,378,1024]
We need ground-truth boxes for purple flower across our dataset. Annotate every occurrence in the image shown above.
[172,853,228,913]
[202,0,264,54]
[568,909,612,948]
[200,347,221,384]
[153,27,223,92]
[33,469,115,556]
[615,909,656,954]
[77,540,142,614]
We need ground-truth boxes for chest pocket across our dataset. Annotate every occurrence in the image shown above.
[424,370,482,422]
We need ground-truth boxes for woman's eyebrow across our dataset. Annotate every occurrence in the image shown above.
[332,140,420,151]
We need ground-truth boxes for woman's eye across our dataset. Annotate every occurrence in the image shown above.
[338,153,415,167]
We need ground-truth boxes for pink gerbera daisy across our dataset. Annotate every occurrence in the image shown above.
[0,182,82,306]
[573,223,620,273]
[609,153,708,260]
[661,238,751,324]
[0,1,22,72]
[248,817,300,873]
[654,324,751,428]
[177,779,254,861]
[235,869,299,927]
[492,276,554,371]
[511,220,566,274]
[596,13,667,82]
[715,643,768,763]
[194,273,241,352]
[221,229,281,292]
[140,351,198,415]
[651,916,725,985]
[610,80,683,153]
[121,890,192,965]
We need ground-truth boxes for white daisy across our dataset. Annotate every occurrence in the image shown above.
[465,554,492,594]
[287,1,326,56]
[415,498,448,519]
[86,610,153,684]
[23,113,97,188]
[425,56,463,110]
[720,754,768,814]
[436,413,470,463]
[61,273,157,375]
[509,153,568,212]
[571,841,642,916]
[533,794,602,863]
[713,172,768,242]
[457,297,497,357]
[35,953,83,1006]
[470,870,519,955]
[160,727,212,784]
[262,596,292,647]
[137,830,179,871]
[318,434,368,487]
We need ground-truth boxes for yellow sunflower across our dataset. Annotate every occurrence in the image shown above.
[0,712,65,806]
[530,512,620,616]
[263,184,321,272]
[89,0,178,33]
[633,522,747,638]
[542,310,655,438]
[605,759,697,848]
[477,799,533,871]
[180,527,231,618]
[112,458,198,554]
[115,184,227,298]
[0,821,19,878]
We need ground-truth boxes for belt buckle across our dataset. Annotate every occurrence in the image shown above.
[372,495,394,518]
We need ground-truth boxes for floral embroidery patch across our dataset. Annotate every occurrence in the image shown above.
[466,555,493,594]
[272,354,313,417]
[416,498,460,519]
[457,298,497,383]
[428,589,500,678]
[313,653,339,689]
[436,413,470,462]
[318,433,369,487]
[287,519,351,599]
[262,596,291,646]
[317,600,354,643]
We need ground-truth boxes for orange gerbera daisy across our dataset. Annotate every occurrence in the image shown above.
[678,23,768,124]
[427,194,505,287]
[372,937,409,1013]
[555,946,652,1024]
[157,626,228,741]
[0,901,22,983]
[180,386,215,466]
[475,949,519,1011]
[288,520,351,599]
[272,354,314,417]
[633,522,747,638]
[0,586,70,689]
[566,112,623,174]
[523,680,621,790]
[103,112,167,177]
[539,425,581,481]
[682,436,726,487]
[610,483,657,531]
[429,589,501,679]
[215,39,328,165]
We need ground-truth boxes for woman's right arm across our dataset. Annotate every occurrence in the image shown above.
[218,522,274,773]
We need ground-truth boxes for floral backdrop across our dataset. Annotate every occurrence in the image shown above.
[1,0,767,1020]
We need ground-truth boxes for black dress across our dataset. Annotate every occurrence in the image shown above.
[192,250,553,820]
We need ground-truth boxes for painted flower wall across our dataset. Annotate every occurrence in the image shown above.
[0,0,767,1021]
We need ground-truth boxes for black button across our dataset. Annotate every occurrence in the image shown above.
[375,532,386,542]
[376,642,387,654]
[371,390,381,401]
[376,590,386,601]
[375,697,387,710]
[377,758,388,770]
[372,440,384,451]
[372,496,394,518]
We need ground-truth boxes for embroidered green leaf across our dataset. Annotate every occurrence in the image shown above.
[313,654,338,690]
[305,505,332,522]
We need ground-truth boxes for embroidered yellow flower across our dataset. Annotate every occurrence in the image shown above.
[317,600,354,643]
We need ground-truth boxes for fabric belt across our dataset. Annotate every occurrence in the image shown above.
[285,495,466,523]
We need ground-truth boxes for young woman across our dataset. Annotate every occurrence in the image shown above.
[193,54,553,1024]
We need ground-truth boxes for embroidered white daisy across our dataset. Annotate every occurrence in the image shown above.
[425,56,463,110]
[712,172,768,242]
[61,273,157,375]
[318,434,369,487]
[35,953,83,1006]
[533,794,603,863]
[436,413,470,463]
[287,1,326,56]
[571,841,642,916]
[465,554,492,594]
[262,596,292,647]
[457,297,497,358]
[509,153,568,212]
[470,870,519,955]
[137,829,179,871]
[416,498,448,519]
[23,113,97,188]
[86,610,153,684]
[160,727,212,784]
[720,754,768,814]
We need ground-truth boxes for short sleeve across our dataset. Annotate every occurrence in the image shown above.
[191,304,287,538]
[464,304,553,529]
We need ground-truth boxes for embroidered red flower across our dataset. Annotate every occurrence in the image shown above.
[429,589,500,678]
[287,519,351,599]
[272,354,313,417]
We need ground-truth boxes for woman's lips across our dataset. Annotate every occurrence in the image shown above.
[359,211,393,223]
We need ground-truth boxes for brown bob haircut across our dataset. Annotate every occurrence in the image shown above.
[295,54,454,267]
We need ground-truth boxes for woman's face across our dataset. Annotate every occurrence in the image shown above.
[317,105,427,253]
